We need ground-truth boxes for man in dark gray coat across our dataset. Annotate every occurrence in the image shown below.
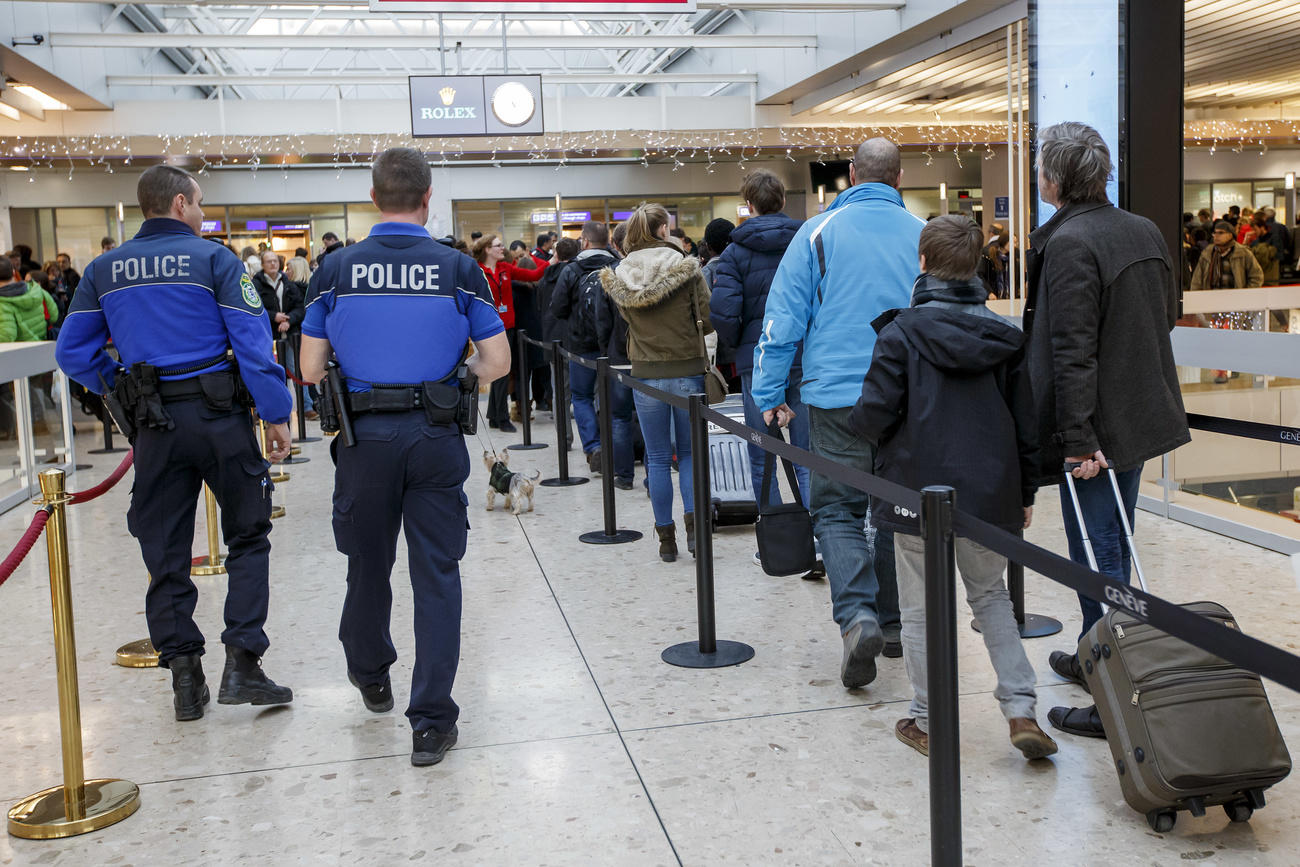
[1023,122,1190,739]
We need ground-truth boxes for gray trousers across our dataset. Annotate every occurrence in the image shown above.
[894,532,1037,732]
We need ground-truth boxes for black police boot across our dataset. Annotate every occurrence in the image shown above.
[218,645,294,706]
[169,653,209,722]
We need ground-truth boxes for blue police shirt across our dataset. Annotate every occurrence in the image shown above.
[55,218,293,424]
[301,222,503,391]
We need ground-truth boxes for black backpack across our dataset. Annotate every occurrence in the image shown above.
[572,267,604,350]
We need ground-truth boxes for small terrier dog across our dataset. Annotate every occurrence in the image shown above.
[483,450,540,515]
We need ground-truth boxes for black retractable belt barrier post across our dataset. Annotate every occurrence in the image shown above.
[579,357,640,544]
[662,393,754,669]
[290,332,320,445]
[277,337,310,464]
[88,403,127,455]
[509,329,546,451]
[970,534,1061,639]
[541,339,588,488]
[922,485,962,867]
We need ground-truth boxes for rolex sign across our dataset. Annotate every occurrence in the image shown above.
[409,75,544,137]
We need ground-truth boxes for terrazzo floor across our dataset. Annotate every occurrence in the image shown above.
[1,409,1298,866]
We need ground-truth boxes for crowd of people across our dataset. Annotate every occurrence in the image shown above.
[445,124,1187,762]
[28,124,1192,771]
[1185,204,1297,288]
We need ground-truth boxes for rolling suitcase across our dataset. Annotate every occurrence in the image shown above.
[706,394,758,527]
[1068,468,1291,832]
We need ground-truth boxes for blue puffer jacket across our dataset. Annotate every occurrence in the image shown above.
[709,212,802,374]
[752,182,923,411]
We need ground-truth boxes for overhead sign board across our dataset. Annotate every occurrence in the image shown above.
[410,75,544,138]
[375,1,693,12]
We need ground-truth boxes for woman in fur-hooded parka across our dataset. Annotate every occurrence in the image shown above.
[600,204,712,561]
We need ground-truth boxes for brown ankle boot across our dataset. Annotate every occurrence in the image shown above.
[1009,718,1058,760]
[683,511,695,556]
[655,522,678,562]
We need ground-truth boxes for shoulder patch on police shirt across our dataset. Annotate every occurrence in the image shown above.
[240,273,262,308]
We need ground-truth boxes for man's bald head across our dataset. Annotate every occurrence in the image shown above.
[852,138,902,188]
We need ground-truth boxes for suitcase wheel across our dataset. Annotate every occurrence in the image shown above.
[1224,801,1254,823]
[1146,809,1177,833]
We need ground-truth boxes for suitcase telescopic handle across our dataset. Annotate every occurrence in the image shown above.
[1062,464,1149,594]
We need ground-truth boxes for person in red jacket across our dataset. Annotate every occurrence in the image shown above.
[472,234,549,430]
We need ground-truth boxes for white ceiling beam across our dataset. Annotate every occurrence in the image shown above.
[0,87,45,121]
[107,72,759,86]
[77,0,898,7]
[54,31,815,49]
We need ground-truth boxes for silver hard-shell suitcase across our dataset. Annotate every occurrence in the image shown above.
[706,395,758,527]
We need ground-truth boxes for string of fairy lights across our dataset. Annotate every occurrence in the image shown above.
[2,120,1298,180]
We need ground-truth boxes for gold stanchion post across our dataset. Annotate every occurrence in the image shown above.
[190,485,227,576]
[259,419,287,519]
[8,469,141,839]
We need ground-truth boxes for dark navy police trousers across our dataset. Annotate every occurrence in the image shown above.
[128,398,274,666]
[332,411,470,734]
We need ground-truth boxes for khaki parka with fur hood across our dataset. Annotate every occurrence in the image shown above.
[601,244,713,379]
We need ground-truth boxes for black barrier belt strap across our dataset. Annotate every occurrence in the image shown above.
[952,510,1300,694]
[700,405,923,515]
[1187,413,1300,447]
[521,334,552,354]
[555,345,600,370]
[611,369,692,411]
[701,404,1300,694]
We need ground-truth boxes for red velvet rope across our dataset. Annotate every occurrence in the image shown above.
[68,449,135,506]
[0,508,50,587]
[285,370,312,388]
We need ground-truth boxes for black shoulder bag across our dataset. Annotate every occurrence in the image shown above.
[754,423,816,576]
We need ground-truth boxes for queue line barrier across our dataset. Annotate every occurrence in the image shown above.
[510,329,1300,866]
[1,458,142,839]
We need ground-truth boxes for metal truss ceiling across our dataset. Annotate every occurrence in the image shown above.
[50,0,852,101]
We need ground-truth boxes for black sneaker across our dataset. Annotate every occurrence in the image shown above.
[613,477,634,490]
[1048,650,1091,693]
[841,618,884,689]
[881,625,903,659]
[498,420,517,433]
[168,653,209,722]
[586,450,602,474]
[348,671,394,713]
[412,725,459,767]
[218,646,293,706]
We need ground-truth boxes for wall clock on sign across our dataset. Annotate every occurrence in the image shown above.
[491,81,536,127]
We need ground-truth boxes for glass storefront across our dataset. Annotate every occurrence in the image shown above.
[1184,180,1289,225]
[451,191,810,246]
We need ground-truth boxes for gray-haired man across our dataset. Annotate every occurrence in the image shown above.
[1021,121,1189,738]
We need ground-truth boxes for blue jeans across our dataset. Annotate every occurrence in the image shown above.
[568,354,600,455]
[740,370,810,508]
[633,376,703,527]
[610,376,635,483]
[808,405,900,633]
[1058,467,1141,638]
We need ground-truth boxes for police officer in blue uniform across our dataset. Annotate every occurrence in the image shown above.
[299,148,510,767]
[56,165,296,722]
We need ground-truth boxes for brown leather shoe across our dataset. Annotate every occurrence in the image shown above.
[1009,717,1059,760]
[895,718,929,756]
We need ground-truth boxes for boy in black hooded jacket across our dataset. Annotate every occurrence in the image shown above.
[848,215,1057,762]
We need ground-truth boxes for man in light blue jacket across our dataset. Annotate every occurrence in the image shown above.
[754,138,923,691]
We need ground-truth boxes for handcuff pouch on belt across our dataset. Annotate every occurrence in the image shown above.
[108,352,248,438]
